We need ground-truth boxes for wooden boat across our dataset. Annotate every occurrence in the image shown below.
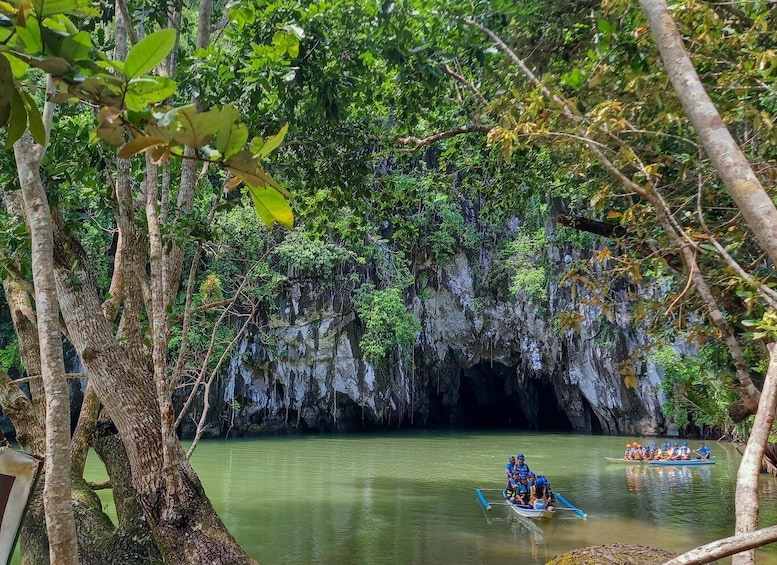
[605,456,715,466]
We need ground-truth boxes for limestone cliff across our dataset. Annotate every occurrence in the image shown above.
[203,224,667,438]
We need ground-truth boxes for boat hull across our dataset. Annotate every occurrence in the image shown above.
[505,499,555,520]
[605,456,715,466]
[648,459,715,466]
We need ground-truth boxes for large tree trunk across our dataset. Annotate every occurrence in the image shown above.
[51,227,256,564]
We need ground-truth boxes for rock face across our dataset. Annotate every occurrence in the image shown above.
[195,222,668,439]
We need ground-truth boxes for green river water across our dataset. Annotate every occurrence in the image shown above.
[67,432,777,563]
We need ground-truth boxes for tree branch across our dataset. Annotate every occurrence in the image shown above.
[396,124,494,151]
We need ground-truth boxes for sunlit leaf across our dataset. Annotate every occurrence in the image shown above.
[33,0,75,17]
[246,185,294,229]
[61,31,92,61]
[214,105,248,159]
[117,135,167,159]
[15,16,42,53]
[124,75,177,108]
[170,106,220,149]
[123,28,176,79]
[256,123,288,158]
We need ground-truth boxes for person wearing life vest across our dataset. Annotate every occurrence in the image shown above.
[515,473,531,507]
[695,443,711,459]
[530,476,554,511]
[678,441,691,460]
[514,453,530,474]
[504,471,520,502]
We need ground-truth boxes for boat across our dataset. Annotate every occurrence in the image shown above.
[605,456,715,466]
[648,458,715,467]
[504,496,555,520]
[605,457,649,464]
[475,488,587,519]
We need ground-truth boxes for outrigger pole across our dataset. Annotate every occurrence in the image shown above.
[476,488,492,511]
[555,492,587,518]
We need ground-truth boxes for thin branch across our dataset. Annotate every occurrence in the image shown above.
[396,124,495,151]
[8,373,86,385]
[695,153,777,310]
[440,63,488,105]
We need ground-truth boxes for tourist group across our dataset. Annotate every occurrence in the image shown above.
[624,441,711,461]
[503,454,555,510]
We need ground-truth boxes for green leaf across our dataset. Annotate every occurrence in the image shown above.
[0,53,13,126]
[170,106,220,149]
[124,75,177,108]
[33,0,76,17]
[257,123,288,158]
[561,68,584,90]
[3,53,29,78]
[246,185,294,229]
[5,89,27,148]
[15,17,42,54]
[20,89,44,145]
[123,28,176,79]
[214,105,248,159]
[61,31,92,62]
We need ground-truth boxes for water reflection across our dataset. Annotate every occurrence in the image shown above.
[623,465,713,492]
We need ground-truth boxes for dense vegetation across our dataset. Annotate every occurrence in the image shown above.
[0,0,775,562]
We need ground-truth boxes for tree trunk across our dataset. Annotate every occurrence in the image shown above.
[730,343,777,565]
[51,227,256,564]
[14,133,79,564]
[638,0,777,276]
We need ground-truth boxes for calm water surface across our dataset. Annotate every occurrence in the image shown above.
[85,432,777,564]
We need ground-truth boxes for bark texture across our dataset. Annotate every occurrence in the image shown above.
[51,228,256,564]
[14,133,79,564]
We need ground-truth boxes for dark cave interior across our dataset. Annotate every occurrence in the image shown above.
[456,361,576,431]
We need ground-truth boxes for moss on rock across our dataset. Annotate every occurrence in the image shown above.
[545,544,677,565]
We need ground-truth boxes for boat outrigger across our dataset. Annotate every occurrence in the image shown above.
[475,488,587,519]
[605,457,715,466]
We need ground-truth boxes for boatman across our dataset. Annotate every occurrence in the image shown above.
[695,443,711,459]
[505,456,517,480]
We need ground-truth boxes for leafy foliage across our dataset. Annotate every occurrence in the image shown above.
[652,345,743,437]
[354,285,421,363]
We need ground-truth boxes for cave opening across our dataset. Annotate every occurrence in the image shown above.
[457,361,573,431]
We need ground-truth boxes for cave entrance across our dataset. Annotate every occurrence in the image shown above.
[458,361,573,431]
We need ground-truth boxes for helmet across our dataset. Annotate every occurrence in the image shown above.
[683,441,688,446]
[517,453,525,459]
[674,442,679,446]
